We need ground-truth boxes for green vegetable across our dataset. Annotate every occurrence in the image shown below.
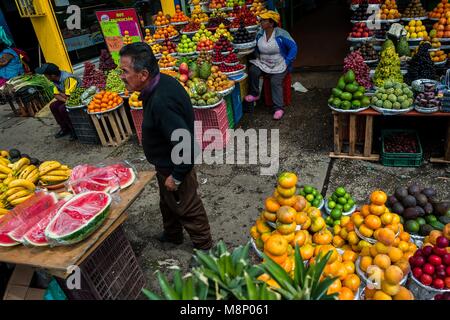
[105,68,125,93]
[66,87,86,107]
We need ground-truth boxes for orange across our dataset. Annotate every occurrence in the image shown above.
[332,235,345,248]
[308,207,322,219]
[391,214,401,225]
[369,204,386,216]
[281,232,295,244]
[365,287,377,300]
[395,259,410,275]
[264,234,288,256]
[265,197,280,213]
[301,216,311,230]
[380,212,393,225]
[373,290,392,300]
[360,204,371,217]
[276,195,297,207]
[261,232,272,243]
[370,190,387,205]
[375,228,395,246]
[313,229,333,245]
[359,224,374,238]
[343,261,355,274]
[344,274,361,292]
[299,243,314,260]
[360,256,373,273]
[336,264,348,281]
[256,219,271,234]
[386,223,400,234]
[276,206,296,224]
[292,195,307,212]
[266,279,281,289]
[365,215,382,230]
[381,280,400,296]
[393,237,400,247]
[276,185,296,198]
[264,251,288,264]
[374,254,391,269]
[384,265,403,285]
[352,213,364,228]
[263,210,277,222]
[250,226,259,240]
[295,212,308,225]
[400,231,411,242]
[277,172,297,188]
[292,230,308,247]
[370,245,379,258]
[375,242,389,254]
[339,228,348,240]
[327,279,342,295]
[398,241,410,252]
[333,225,341,236]
[402,251,414,261]
[360,247,371,257]
[343,250,358,262]
[388,247,403,263]
[345,221,355,232]
[393,286,414,300]
[281,256,294,273]
[338,287,354,300]
[408,242,417,252]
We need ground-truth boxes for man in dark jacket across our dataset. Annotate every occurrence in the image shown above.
[119,42,212,251]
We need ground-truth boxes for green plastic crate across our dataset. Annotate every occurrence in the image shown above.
[381,129,423,167]
[225,95,235,129]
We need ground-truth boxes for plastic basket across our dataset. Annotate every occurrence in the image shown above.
[194,101,229,150]
[130,108,144,145]
[66,105,100,145]
[381,129,423,167]
[56,226,146,300]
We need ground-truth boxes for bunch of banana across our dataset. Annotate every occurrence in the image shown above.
[0,150,9,158]
[0,179,36,207]
[11,157,31,177]
[39,161,71,185]
[0,159,13,184]
[17,164,40,184]
[0,200,9,217]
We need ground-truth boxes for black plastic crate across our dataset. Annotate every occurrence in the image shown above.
[66,106,100,145]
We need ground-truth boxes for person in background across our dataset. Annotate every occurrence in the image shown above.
[119,43,213,253]
[134,0,162,25]
[35,63,79,141]
[245,10,297,120]
[0,27,24,87]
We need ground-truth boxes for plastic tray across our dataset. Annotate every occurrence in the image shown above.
[364,59,379,64]
[88,102,123,115]
[347,36,374,42]
[222,65,246,77]
[407,37,424,42]
[180,29,198,36]
[402,16,428,21]
[171,21,189,26]
[216,84,235,96]
[328,104,370,113]
[196,49,213,54]
[377,19,401,23]
[224,61,239,66]
[370,105,414,115]
[192,98,224,109]
[232,40,257,49]
[434,38,450,42]
[323,199,356,216]
[414,105,440,113]
[434,59,448,66]
[177,51,197,56]
[154,24,169,29]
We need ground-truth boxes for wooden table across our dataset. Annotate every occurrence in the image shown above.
[0,171,155,279]
[330,109,450,163]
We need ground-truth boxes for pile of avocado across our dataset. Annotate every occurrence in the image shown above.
[328,70,371,110]
[387,184,450,236]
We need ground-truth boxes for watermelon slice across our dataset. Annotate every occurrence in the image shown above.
[69,167,120,194]
[105,164,136,189]
[0,192,57,247]
[45,191,112,245]
[22,200,66,247]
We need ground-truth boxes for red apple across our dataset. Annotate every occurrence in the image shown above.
[423,263,435,275]
[179,74,188,83]
[179,63,189,75]
[429,254,442,266]
[412,267,423,279]
[433,278,445,290]
[363,32,369,37]
[421,274,433,286]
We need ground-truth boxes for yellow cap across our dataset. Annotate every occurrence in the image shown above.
[258,10,280,24]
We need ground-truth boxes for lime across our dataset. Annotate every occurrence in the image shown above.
[405,220,420,234]
[306,194,315,202]
[337,197,347,205]
[344,193,350,200]
[333,220,341,226]
[316,194,323,202]
[325,216,334,225]
[335,204,344,210]
[304,185,313,194]
[330,208,343,220]
[425,215,437,223]
[343,204,352,212]
[312,199,321,208]
[299,189,306,196]
[335,187,346,197]
[347,199,355,207]
[331,194,338,202]
[416,217,426,226]
[328,200,336,209]
[311,189,318,197]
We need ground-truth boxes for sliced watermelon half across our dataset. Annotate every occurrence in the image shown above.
[45,191,112,245]
[106,163,136,189]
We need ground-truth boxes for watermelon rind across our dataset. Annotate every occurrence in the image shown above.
[120,168,136,189]
[44,191,112,245]
[0,234,19,247]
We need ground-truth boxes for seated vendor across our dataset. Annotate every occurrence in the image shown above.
[245,11,298,120]
[35,63,79,141]
[0,40,25,87]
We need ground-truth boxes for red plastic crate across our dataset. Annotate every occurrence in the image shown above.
[194,101,229,150]
[263,73,292,107]
[130,108,144,145]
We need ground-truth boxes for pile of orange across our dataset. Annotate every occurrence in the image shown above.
[431,13,450,38]
[171,5,189,23]
[87,91,123,113]
[430,50,447,62]
[379,0,401,20]
[158,53,177,68]
[153,25,179,40]
[154,11,170,26]
[428,0,450,19]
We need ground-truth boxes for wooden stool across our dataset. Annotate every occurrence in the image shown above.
[90,104,133,147]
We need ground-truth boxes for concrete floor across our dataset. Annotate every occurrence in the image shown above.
[0,71,449,296]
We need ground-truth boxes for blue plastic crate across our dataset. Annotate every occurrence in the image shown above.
[231,85,243,125]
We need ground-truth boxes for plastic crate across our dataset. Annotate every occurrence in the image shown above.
[263,73,292,107]
[194,101,229,150]
[381,129,423,167]
[56,226,146,300]
[225,96,235,129]
[66,105,100,145]
[231,85,243,125]
[130,108,144,145]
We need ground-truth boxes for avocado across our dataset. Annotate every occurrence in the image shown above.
[332,98,342,107]
[419,224,434,236]
[344,70,356,83]
[433,202,449,216]
[416,217,426,226]
[341,101,351,110]
[29,158,40,166]
[395,187,408,200]
[392,202,405,215]
[415,206,425,217]
[405,220,420,234]
[425,215,437,224]
[421,187,436,198]
[408,184,421,195]
[438,215,450,225]
[387,195,398,207]
[341,92,352,101]
[8,149,20,159]
[332,88,343,97]
[415,194,428,207]
[424,203,433,215]
[402,195,417,208]
[403,207,419,220]
[345,84,358,93]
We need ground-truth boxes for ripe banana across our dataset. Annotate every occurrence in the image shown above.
[3,187,26,198]
[39,161,60,171]
[60,165,69,170]
[0,208,9,215]
[7,189,32,203]
[25,168,39,179]
[0,164,12,175]
[0,157,10,166]
[26,172,40,184]
[45,169,71,177]
[3,176,14,186]
[7,179,35,191]
[0,150,9,158]
[0,173,7,180]
[39,162,61,175]
[12,158,30,175]
[19,165,37,179]
[40,175,69,184]
[10,194,33,206]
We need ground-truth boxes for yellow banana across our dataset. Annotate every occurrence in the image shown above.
[7,189,32,203]
[39,162,61,175]
[39,161,60,171]
[0,157,10,166]
[26,172,40,184]
[3,187,26,198]
[19,165,37,179]
[7,179,35,191]
[45,169,71,177]
[10,194,33,206]
[0,164,12,175]
[0,173,7,180]
[40,175,69,183]
[0,150,9,158]
[60,165,70,170]
[25,168,39,179]
[12,158,30,174]
[0,208,9,215]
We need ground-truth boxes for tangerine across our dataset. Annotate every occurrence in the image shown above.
[384,265,403,285]
[373,290,392,300]
[360,204,371,217]
[369,204,386,216]
[264,251,288,264]
[263,210,277,222]
[388,247,403,263]
[343,261,355,274]
[277,172,297,188]
[327,279,342,294]
[376,228,395,246]
[370,190,387,205]
[359,224,374,238]
[293,195,307,212]
[352,213,364,228]
[276,206,296,224]
[365,215,382,230]
[374,254,391,269]
[393,286,414,300]
[381,280,400,296]
[299,243,314,260]
[264,234,288,256]
[276,185,296,198]
[292,230,308,247]
[338,287,354,300]
[343,274,361,292]
[256,219,271,234]
[265,197,280,213]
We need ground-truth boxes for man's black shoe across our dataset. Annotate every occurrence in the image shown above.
[54,130,70,139]
[155,232,183,245]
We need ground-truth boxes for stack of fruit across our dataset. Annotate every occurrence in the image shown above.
[209,0,226,10]
[189,81,221,107]
[374,22,391,40]
[409,236,450,291]
[372,42,403,87]
[428,0,450,20]
[207,65,234,92]
[224,52,239,65]
[229,6,258,28]
[405,20,428,39]
[413,83,441,110]
[325,187,356,227]
[430,38,442,50]
[66,87,86,107]
[212,23,233,42]
[98,49,117,73]
[232,22,256,44]
[82,61,106,89]
[144,29,154,46]
[250,0,267,16]
[87,91,123,114]
[177,35,196,55]
[214,35,234,54]
[355,42,379,61]
[298,185,323,209]
[226,0,245,9]
[105,68,126,94]
[128,91,142,109]
[430,49,447,63]
[402,0,427,19]
[406,42,436,83]
[212,51,224,64]
[192,24,214,43]
[371,80,414,110]
[196,50,212,67]
[343,50,372,88]
[181,22,201,34]
[190,5,209,24]
[328,70,371,110]
[387,185,449,237]
[378,0,401,20]
[171,5,189,24]
[153,11,170,27]
[351,0,370,21]
[430,14,450,39]
[196,37,214,52]
[209,10,228,20]
[151,43,162,55]
[158,53,178,69]
[207,16,231,30]
[153,25,179,41]
[123,31,132,45]
[219,63,246,74]
[38,160,72,186]
[348,22,374,39]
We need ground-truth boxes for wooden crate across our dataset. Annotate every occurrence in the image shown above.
[89,105,133,147]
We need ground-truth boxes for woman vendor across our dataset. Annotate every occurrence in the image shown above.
[245,11,297,120]
[0,27,24,87]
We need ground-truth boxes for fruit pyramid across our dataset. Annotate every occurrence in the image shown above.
[193,24,214,43]
[343,50,372,88]
[406,42,436,83]
[250,0,268,16]
[379,0,401,20]
[402,0,427,18]
[428,0,450,20]
[123,30,132,45]
[177,35,196,54]
[212,23,234,42]
[154,11,170,26]
[144,29,154,44]
[405,20,428,39]
[207,65,234,92]
[171,5,189,23]
[99,49,117,73]
[209,0,226,10]
[190,5,209,24]
[373,45,403,87]
[431,13,450,39]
